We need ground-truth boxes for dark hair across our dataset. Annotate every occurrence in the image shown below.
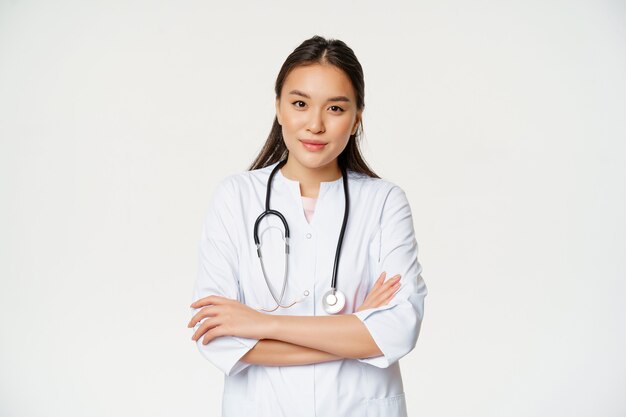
[247,35,379,178]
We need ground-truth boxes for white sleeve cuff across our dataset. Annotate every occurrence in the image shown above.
[195,334,259,376]
[353,292,424,368]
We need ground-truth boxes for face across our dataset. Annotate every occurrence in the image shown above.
[275,63,362,173]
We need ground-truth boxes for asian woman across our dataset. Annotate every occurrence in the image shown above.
[188,35,427,417]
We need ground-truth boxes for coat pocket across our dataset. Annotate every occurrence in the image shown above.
[366,393,407,417]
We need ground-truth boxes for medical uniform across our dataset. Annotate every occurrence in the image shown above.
[191,160,427,417]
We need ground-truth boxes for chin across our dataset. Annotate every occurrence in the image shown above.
[293,156,323,168]
[302,159,334,169]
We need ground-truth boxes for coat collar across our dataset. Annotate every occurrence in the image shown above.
[268,160,345,203]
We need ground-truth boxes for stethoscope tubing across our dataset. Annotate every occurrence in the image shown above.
[252,158,349,313]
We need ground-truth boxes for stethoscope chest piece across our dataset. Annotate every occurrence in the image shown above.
[322,289,346,314]
[254,158,351,315]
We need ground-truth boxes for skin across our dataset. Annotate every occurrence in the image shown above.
[189,272,402,366]
[274,63,362,198]
[242,272,402,365]
[188,63,401,366]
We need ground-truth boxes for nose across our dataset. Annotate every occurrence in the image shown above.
[306,108,325,134]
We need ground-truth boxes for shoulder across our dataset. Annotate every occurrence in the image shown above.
[210,163,275,198]
[347,170,408,205]
[348,173,414,232]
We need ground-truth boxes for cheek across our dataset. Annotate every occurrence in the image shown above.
[281,110,307,131]
[329,116,355,135]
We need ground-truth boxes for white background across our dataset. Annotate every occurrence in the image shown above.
[1,1,624,416]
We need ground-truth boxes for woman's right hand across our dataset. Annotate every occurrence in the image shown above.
[355,272,402,312]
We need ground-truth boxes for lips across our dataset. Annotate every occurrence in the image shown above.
[300,139,327,145]
[299,139,327,152]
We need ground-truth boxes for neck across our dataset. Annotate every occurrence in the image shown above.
[280,157,342,198]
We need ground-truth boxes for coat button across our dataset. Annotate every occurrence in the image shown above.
[306,233,312,239]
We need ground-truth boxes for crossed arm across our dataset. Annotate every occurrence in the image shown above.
[241,314,380,366]
[241,314,382,366]
[189,272,402,367]
[242,339,341,366]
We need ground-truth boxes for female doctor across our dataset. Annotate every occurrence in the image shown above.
[187,35,427,417]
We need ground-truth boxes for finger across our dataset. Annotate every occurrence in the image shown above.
[191,317,219,341]
[385,281,401,294]
[361,273,397,310]
[188,307,207,328]
[370,275,400,299]
[387,283,402,298]
[187,306,219,328]
[370,281,401,306]
[373,272,386,289]
[366,290,394,309]
[202,327,223,345]
[382,274,401,287]
[361,273,385,304]
[386,285,402,300]
[384,283,401,304]
[190,295,228,309]
[190,295,221,309]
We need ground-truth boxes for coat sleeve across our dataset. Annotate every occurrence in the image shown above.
[352,185,428,368]
[190,177,259,377]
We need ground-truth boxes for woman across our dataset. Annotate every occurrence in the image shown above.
[188,35,427,417]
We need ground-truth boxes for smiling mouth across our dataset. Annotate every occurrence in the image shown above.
[299,139,327,145]
[299,140,327,151]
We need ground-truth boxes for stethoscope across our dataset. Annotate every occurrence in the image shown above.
[252,158,349,315]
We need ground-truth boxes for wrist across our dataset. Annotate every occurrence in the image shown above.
[263,314,280,340]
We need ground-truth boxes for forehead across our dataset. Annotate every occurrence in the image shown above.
[282,64,355,100]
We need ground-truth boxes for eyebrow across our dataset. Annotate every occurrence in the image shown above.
[288,89,351,103]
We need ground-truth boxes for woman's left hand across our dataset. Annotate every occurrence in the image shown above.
[188,296,270,344]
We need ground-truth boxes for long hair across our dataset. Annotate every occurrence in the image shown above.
[247,35,379,178]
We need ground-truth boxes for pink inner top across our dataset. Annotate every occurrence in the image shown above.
[301,196,317,223]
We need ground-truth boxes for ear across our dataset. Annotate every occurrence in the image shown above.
[351,111,362,135]
[275,97,282,126]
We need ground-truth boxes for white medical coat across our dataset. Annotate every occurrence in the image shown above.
[191,161,427,417]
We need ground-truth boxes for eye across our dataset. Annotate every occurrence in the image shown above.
[292,100,306,108]
[329,105,344,113]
